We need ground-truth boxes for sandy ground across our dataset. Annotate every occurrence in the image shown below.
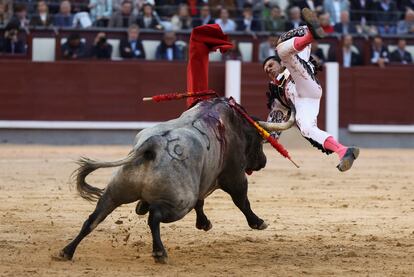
[0,143,413,277]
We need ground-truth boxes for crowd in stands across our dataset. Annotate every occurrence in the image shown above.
[0,0,414,65]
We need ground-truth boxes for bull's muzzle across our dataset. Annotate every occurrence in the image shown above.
[257,107,296,132]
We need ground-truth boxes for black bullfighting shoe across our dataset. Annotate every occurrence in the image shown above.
[337,147,360,172]
[301,8,326,39]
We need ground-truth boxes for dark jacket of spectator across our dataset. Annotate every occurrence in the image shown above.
[0,36,26,53]
[54,14,74,27]
[370,45,390,63]
[350,0,376,23]
[7,14,30,29]
[30,14,54,27]
[108,11,137,28]
[155,41,184,61]
[61,39,87,59]
[136,16,161,29]
[389,48,413,63]
[374,0,399,25]
[119,38,146,59]
[333,22,358,34]
[236,17,262,31]
[90,40,113,59]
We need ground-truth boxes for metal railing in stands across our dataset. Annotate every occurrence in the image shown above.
[2,26,414,63]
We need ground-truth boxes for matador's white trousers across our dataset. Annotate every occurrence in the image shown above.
[276,37,331,146]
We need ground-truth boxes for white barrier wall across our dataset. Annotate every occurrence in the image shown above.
[225,60,241,104]
[325,62,339,139]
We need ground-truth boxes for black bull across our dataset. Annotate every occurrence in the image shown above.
[58,97,291,263]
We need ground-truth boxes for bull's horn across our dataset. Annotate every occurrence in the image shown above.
[257,108,296,131]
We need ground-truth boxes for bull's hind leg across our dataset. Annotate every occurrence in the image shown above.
[148,203,170,264]
[194,199,212,231]
[58,192,119,260]
[221,178,268,230]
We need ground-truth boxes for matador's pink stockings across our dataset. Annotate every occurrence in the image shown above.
[323,136,348,159]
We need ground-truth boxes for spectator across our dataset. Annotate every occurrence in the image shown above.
[215,8,236,33]
[319,12,334,34]
[370,35,389,67]
[334,11,357,34]
[328,34,362,67]
[310,41,326,64]
[120,24,146,59]
[109,0,137,28]
[89,0,112,27]
[289,0,323,12]
[61,33,87,60]
[259,33,278,62]
[90,32,112,59]
[209,0,237,18]
[136,3,162,30]
[155,31,184,61]
[263,5,286,32]
[236,3,261,32]
[8,4,30,29]
[192,4,215,27]
[171,3,192,31]
[350,0,375,26]
[30,0,53,27]
[0,0,12,25]
[0,23,26,54]
[54,0,74,27]
[375,0,398,34]
[323,0,349,25]
[389,38,412,64]
[397,9,414,34]
[285,6,305,30]
[222,39,242,61]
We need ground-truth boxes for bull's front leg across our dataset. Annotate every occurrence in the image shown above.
[194,199,212,231]
[221,177,268,230]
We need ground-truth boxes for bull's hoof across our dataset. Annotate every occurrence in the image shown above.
[196,220,213,231]
[249,220,268,230]
[52,250,73,261]
[152,251,168,264]
[257,221,268,230]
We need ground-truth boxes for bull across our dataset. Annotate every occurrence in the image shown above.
[58,97,294,263]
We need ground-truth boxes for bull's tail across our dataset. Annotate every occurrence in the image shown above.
[72,154,133,202]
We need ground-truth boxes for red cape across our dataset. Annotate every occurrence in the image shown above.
[186,24,233,108]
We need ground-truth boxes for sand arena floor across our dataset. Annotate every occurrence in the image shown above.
[0,144,413,276]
